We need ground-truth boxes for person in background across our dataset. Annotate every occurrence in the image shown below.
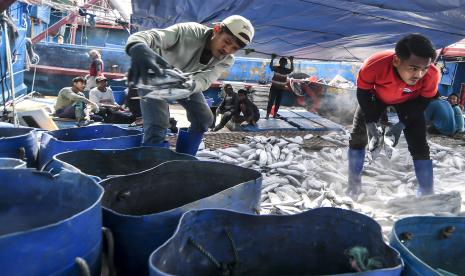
[212,83,239,131]
[266,54,294,119]
[233,89,260,126]
[459,88,465,111]
[348,33,440,198]
[89,76,115,106]
[54,76,99,126]
[89,76,135,123]
[125,15,254,154]
[424,93,458,136]
[448,93,464,133]
[85,49,104,91]
[57,34,64,44]
[168,117,178,134]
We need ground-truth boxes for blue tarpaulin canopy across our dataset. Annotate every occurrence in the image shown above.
[131,0,465,61]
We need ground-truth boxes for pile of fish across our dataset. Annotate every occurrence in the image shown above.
[197,131,465,237]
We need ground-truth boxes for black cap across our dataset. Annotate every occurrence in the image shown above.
[73,76,86,83]
[237,89,247,95]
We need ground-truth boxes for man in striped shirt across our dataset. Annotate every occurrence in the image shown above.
[266,54,294,119]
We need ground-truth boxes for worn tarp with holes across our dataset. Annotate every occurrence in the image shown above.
[130,0,465,62]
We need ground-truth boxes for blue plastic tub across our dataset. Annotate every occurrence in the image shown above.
[38,125,142,169]
[205,96,214,107]
[0,127,38,167]
[100,160,262,276]
[112,89,127,105]
[0,169,103,276]
[390,216,465,275]
[150,208,403,276]
[111,86,127,105]
[44,146,197,181]
[0,158,26,168]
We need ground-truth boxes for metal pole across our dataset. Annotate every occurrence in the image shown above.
[3,10,18,126]
[31,66,37,93]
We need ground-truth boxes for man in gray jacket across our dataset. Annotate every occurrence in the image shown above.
[126,15,254,155]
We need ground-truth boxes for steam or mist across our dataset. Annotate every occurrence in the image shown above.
[318,88,358,125]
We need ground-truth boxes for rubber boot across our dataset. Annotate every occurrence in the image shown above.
[413,159,434,196]
[176,127,204,156]
[346,149,365,198]
[143,140,170,148]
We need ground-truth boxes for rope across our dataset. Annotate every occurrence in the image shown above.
[345,246,384,272]
[224,228,239,264]
[188,237,221,268]
[187,228,240,276]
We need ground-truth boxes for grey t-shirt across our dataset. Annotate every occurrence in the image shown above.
[54,87,87,110]
[126,22,234,93]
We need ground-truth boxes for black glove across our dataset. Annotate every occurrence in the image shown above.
[366,122,382,152]
[127,43,171,84]
[385,122,405,147]
[271,53,277,59]
[366,122,381,138]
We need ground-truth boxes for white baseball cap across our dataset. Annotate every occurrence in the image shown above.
[221,15,254,46]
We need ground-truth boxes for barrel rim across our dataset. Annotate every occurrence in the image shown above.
[48,146,197,181]
[42,125,142,143]
[0,157,27,168]
[100,160,262,218]
[0,126,36,139]
[390,215,465,273]
[149,207,404,274]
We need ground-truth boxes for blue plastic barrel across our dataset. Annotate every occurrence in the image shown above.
[0,169,103,276]
[112,87,127,105]
[38,125,143,169]
[44,146,197,181]
[100,160,262,276]
[150,208,403,276]
[0,158,26,168]
[205,96,214,107]
[0,127,38,167]
[390,216,465,275]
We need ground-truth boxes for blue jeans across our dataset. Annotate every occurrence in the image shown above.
[139,91,213,144]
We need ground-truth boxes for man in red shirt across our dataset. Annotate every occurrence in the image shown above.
[348,34,440,198]
[85,49,104,91]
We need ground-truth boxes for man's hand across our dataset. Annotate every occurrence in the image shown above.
[289,56,294,61]
[88,101,99,113]
[385,122,405,147]
[127,43,171,85]
[271,53,277,59]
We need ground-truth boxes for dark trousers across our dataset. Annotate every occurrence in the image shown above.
[349,104,430,160]
[96,107,135,124]
[214,110,234,131]
[266,88,284,115]
[55,103,103,122]
[55,104,79,119]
